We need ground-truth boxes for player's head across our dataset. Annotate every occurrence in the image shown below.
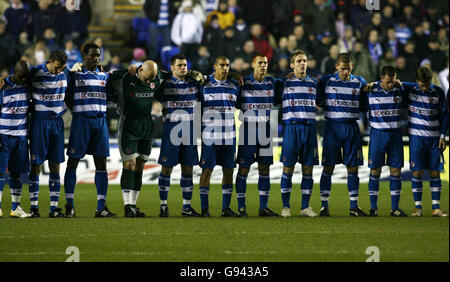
[380,66,397,91]
[139,60,158,84]
[416,66,433,91]
[82,43,101,70]
[335,52,354,80]
[251,53,268,78]
[170,54,188,79]
[290,49,307,78]
[214,56,230,80]
[47,50,67,74]
[12,60,31,85]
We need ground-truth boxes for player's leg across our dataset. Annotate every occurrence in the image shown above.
[409,136,425,216]
[300,165,317,216]
[429,170,447,217]
[257,163,278,216]
[133,157,146,217]
[280,124,299,215]
[48,162,64,217]
[0,134,12,216]
[221,167,235,217]
[159,165,173,217]
[180,165,200,216]
[411,170,424,217]
[122,158,137,217]
[235,166,249,216]
[199,168,213,217]
[368,168,381,216]
[389,167,407,216]
[367,129,385,216]
[64,157,79,217]
[93,156,116,217]
[299,124,319,217]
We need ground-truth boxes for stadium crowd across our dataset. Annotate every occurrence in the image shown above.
[1,0,449,138]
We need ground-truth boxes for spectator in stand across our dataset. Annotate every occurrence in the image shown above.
[293,25,310,53]
[239,0,271,27]
[386,0,401,18]
[203,0,219,17]
[217,26,241,62]
[306,56,321,78]
[419,58,441,87]
[367,29,383,66]
[286,34,298,58]
[320,44,339,75]
[382,5,397,28]
[171,0,203,61]
[395,56,414,81]
[426,36,447,73]
[274,36,289,63]
[399,2,419,29]
[304,0,335,37]
[249,23,273,63]
[230,57,250,76]
[270,0,293,39]
[350,0,371,37]
[383,27,402,58]
[23,39,50,66]
[144,0,178,62]
[352,41,377,82]
[43,28,59,53]
[395,20,412,45]
[106,55,123,72]
[31,0,58,40]
[64,38,82,70]
[338,25,356,53]
[179,0,206,24]
[16,31,31,61]
[0,18,16,71]
[437,27,449,54]
[202,14,223,58]
[192,45,212,75]
[335,12,346,41]
[379,48,396,70]
[363,12,386,43]
[227,0,241,17]
[93,36,111,68]
[233,14,250,46]
[311,31,333,64]
[206,0,235,30]
[240,39,256,65]
[3,0,31,41]
[401,40,420,72]
[438,61,449,94]
[0,0,10,17]
[272,55,290,79]
[130,48,146,67]
[57,0,91,48]
[410,23,429,59]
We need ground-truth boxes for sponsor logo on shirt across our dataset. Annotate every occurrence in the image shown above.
[39,94,65,101]
[81,93,106,99]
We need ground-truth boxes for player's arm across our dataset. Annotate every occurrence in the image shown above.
[64,71,75,110]
[186,70,206,85]
[108,69,128,81]
[228,72,244,86]
[272,78,285,107]
[438,87,448,151]
[316,75,328,107]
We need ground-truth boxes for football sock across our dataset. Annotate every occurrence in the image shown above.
[258,173,270,210]
[94,171,108,210]
[158,173,170,207]
[120,169,134,206]
[280,172,292,208]
[49,173,61,212]
[199,186,209,210]
[180,174,193,210]
[320,172,332,208]
[222,184,233,211]
[28,173,40,209]
[0,175,4,209]
[235,173,247,210]
[390,175,401,211]
[301,174,313,210]
[368,173,380,210]
[10,172,22,211]
[133,171,143,205]
[64,169,76,206]
[430,177,441,210]
[348,172,359,210]
[411,177,423,209]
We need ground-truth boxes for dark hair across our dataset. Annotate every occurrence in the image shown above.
[290,49,307,64]
[49,50,68,65]
[83,43,100,55]
[380,66,396,77]
[336,52,353,64]
[252,53,267,63]
[170,54,187,66]
[214,56,229,65]
[416,66,433,84]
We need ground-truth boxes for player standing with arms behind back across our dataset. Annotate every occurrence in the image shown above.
[317,52,368,217]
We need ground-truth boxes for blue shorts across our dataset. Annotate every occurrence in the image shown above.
[236,121,273,168]
[29,116,65,165]
[409,136,444,171]
[280,123,319,167]
[322,120,363,167]
[200,142,236,169]
[67,115,110,159]
[0,134,30,174]
[368,128,403,168]
[158,121,199,167]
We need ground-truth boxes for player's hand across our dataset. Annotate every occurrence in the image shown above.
[362,82,376,92]
[439,138,446,151]
[97,64,105,72]
[128,64,138,76]
[187,70,205,85]
[229,72,244,86]
[286,72,295,80]
[71,62,83,72]
[0,76,6,89]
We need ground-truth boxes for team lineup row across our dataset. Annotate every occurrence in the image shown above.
[0,43,448,219]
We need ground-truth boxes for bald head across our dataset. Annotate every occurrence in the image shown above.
[12,60,31,85]
[138,60,158,84]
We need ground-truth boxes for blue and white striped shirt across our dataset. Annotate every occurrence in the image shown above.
[157,0,169,26]
[403,82,448,138]
[364,82,404,130]
[318,73,367,122]
[280,76,317,125]
[30,62,68,119]
[238,74,276,123]
[200,75,239,144]
[68,67,111,117]
[161,76,199,122]
[0,77,30,137]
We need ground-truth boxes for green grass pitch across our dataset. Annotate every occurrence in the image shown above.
[0,182,448,262]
